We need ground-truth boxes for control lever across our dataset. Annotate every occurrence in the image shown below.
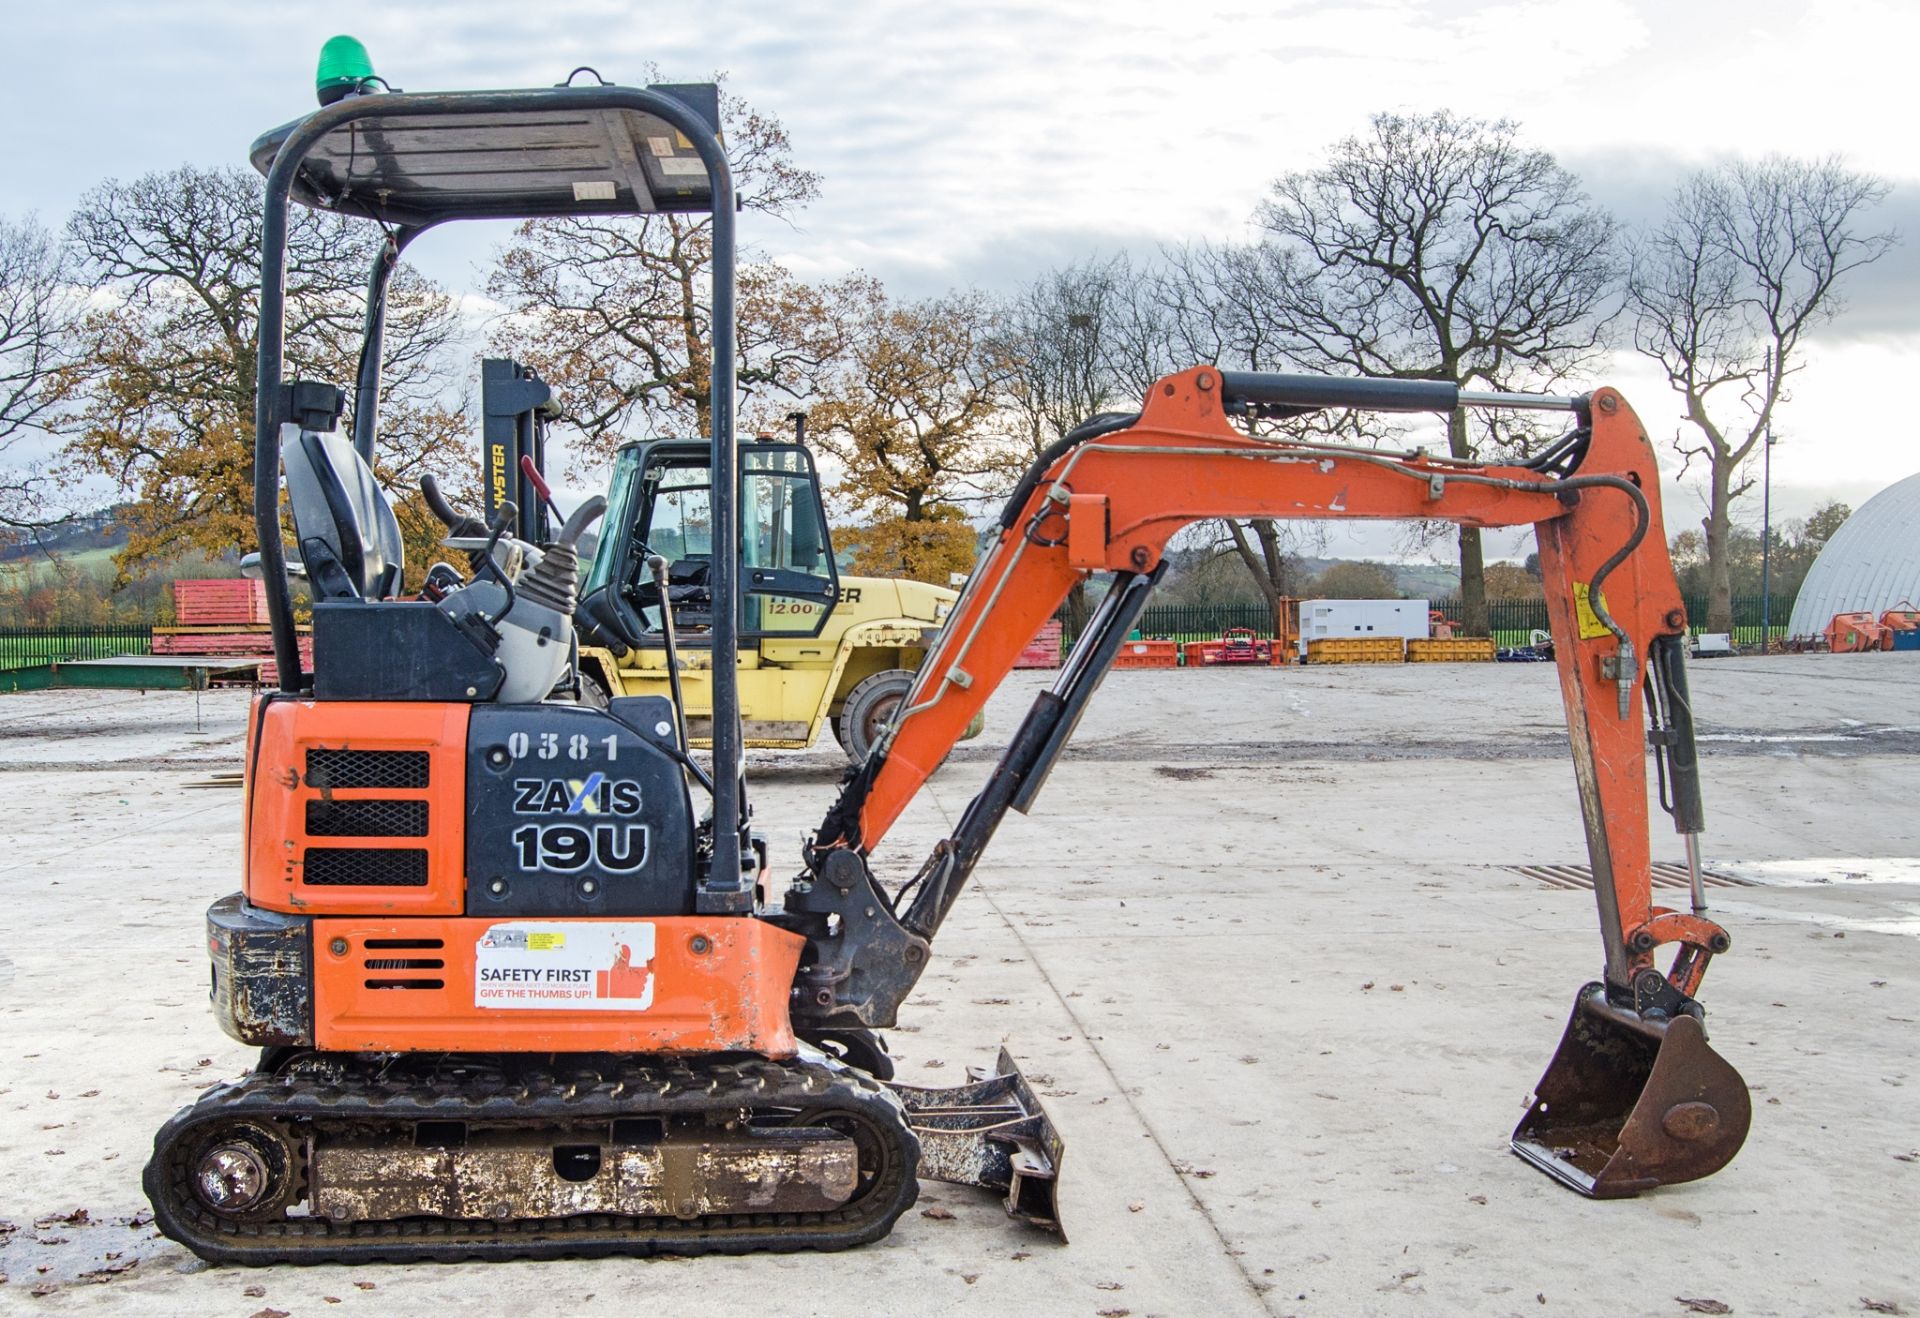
[422,474,498,574]
[420,562,464,602]
[519,455,563,528]
[649,553,693,755]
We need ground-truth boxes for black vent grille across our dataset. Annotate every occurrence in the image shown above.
[305,799,429,837]
[302,847,429,887]
[305,749,430,791]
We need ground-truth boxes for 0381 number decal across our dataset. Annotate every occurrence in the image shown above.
[504,732,622,761]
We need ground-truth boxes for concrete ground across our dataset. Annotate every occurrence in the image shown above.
[1,654,1916,1316]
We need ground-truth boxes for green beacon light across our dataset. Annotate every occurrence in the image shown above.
[315,35,377,107]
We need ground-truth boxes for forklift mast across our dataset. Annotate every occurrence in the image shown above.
[481,357,559,547]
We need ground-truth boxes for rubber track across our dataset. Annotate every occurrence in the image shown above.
[144,1054,921,1265]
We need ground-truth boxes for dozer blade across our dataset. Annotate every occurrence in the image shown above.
[885,1047,1066,1238]
[1513,982,1751,1198]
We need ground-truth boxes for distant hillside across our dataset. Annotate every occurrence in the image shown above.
[0,509,244,627]
[1384,562,1462,600]
[0,506,131,564]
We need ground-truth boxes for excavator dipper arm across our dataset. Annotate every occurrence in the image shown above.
[781,366,1750,1198]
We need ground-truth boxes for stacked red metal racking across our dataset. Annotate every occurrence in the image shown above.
[155,580,308,682]
[171,579,270,626]
[1014,619,1064,669]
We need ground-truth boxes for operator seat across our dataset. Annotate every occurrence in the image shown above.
[283,426,405,601]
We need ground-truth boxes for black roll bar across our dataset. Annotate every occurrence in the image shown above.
[252,85,748,901]
[349,225,426,463]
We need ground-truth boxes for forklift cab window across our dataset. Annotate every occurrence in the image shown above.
[741,446,836,635]
[647,472,714,561]
[617,443,837,643]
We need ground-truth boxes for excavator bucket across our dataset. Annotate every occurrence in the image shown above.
[886,1048,1066,1237]
[1512,984,1751,1198]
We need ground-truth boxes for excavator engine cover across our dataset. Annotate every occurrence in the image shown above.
[1512,983,1751,1198]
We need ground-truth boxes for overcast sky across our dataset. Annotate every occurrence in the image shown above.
[7,0,1915,564]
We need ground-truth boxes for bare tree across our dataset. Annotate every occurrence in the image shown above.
[994,253,1312,630]
[487,83,849,465]
[997,255,1133,460]
[992,256,1137,629]
[1156,241,1298,379]
[1101,252,1188,398]
[0,217,80,531]
[1252,110,1619,634]
[1628,156,1894,631]
[1153,241,1370,620]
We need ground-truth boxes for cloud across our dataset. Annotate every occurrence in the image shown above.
[1566,146,1916,344]
[10,0,1919,516]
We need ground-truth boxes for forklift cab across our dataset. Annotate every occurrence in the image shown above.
[585,438,839,645]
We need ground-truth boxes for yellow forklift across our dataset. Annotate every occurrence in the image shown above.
[483,365,973,762]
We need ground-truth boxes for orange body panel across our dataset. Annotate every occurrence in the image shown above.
[246,698,470,916]
[1532,390,1686,969]
[311,915,803,1054]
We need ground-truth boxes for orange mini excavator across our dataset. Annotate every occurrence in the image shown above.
[147,49,1750,1264]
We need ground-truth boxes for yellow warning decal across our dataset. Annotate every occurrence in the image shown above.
[1572,582,1612,640]
[526,932,566,951]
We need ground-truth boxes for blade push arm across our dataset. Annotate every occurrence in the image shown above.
[788,367,1727,1029]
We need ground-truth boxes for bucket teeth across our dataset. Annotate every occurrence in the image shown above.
[1512,983,1751,1198]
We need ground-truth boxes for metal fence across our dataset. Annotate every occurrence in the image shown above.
[0,595,1806,674]
[1427,595,1799,649]
[0,625,153,671]
[1061,594,1800,652]
[1064,603,1278,647]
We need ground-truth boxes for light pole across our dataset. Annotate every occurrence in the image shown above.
[1760,415,1774,653]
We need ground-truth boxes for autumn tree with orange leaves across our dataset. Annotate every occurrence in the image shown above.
[806,286,1011,584]
[60,166,471,585]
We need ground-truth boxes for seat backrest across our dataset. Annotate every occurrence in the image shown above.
[283,425,404,601]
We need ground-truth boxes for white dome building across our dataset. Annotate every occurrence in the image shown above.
[1787,471,1920,638]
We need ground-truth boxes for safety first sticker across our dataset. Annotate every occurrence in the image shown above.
[474,922,655,1011]
[1572,582,1614,640]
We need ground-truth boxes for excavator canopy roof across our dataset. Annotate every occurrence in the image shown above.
[248,84,723,227]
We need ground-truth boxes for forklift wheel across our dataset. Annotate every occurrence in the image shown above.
[837,669,915,764]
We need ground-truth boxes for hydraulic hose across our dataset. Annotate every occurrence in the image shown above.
[421,473,489,540]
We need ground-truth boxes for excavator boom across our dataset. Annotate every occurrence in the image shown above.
[785,366,1749,1200]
